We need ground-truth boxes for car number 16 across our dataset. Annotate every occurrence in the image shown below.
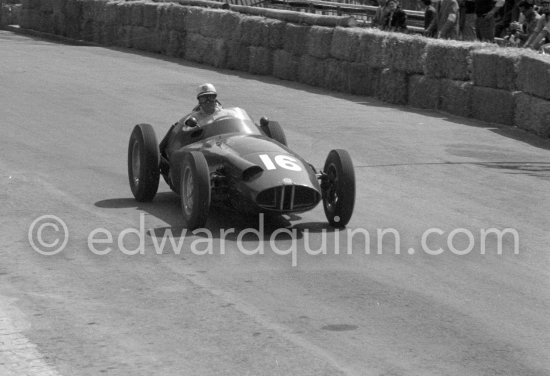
[259,154,302,171]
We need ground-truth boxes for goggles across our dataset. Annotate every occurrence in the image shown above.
[198,94,217,104]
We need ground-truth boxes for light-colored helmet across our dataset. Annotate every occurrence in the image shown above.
[196,83,217,98]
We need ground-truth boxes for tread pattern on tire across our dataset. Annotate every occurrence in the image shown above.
[322,149,355,227]
[128,123,160,202]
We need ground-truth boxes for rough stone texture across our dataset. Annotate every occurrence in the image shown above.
[226,40,250,71]
[264,18,285,49]
[425,39,487,81]
[472,47,521,90]
[102,2,118,26]
[408,75,440,110]
[219,11,243,41]
[20,0,550,137]
[199,9,225,38]
[377,68,408,105]
[130,1,144,26]
[167,30,185,57]
[184,32,209,63]
[21,0,40,9]
[183,6,205,33]
[167,5,187,32]
[240,16,267,46]
[440,79,473,118]
[64,0,82,36]
[142,2,158,28]
[298,54,326,87]
[203,38,227,68]
[349,63,380,96]
[471,86,518,125]
[101,23,117,44]
[358,28,389,68]
[273,49,299,81]
[156,3,171,30]
[114,1,131,25]
[324,59,351,92]
[330,27,361,62]
[283,23,309,56]
[516,52,550,100]
[131,26,159,52]
[385,34,427,74]
[249,46,273,75]
[306,26,333,59]
[116,25,133,48]
[515,93,550,137]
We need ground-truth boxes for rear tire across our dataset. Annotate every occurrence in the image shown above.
[128,124,160,202]
[322,149,355,227]
[180,152,211,230]
[261,120,287,146]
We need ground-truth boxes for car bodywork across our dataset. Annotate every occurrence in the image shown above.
[160,107,322,214]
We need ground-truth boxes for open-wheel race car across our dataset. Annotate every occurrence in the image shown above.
[127,107,355,230]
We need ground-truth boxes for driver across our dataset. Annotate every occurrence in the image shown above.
[159,83,223,163]
[186,83,223,122]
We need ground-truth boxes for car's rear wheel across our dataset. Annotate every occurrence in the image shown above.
[128,124,160,202]
[322,149,355,227]
[261,120,287,146]
[180,151,211,230]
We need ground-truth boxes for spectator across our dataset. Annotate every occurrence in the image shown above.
[515,0,540,43]
[372,0,391,28]
[460,0,477,40]
[422,0,438,37]
[474,0,506,41]
[503,21,524,45]
[524,0,550,49]
[430,0,460,38]
[495,0,521,37]
[382,0,408,32]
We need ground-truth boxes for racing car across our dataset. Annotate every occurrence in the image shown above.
[127,107,355,230]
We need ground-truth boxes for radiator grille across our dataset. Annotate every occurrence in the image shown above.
[256,185,320,211]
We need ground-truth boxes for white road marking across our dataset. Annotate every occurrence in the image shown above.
[0,297,61,376]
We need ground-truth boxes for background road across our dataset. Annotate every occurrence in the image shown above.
[1,30,549,376]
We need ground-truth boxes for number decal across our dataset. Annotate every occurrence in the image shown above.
[274,155,301,171]
[259,154,276,170]
[259,154,302,171]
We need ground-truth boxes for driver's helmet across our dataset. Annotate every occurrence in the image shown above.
[196,83,217,99]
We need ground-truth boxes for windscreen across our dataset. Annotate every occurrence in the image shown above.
[200,117,262,139]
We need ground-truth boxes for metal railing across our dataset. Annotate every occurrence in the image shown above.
[219,0,426,32]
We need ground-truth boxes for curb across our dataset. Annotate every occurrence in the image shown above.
[1,24,94,46]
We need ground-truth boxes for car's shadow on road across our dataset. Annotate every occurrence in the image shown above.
[95,192,338,241]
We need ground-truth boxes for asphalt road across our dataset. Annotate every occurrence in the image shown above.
[1,30,549,376]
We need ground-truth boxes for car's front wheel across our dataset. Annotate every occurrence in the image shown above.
[322,149,355,227]
[128,123,160,202]
[180,151,211,230]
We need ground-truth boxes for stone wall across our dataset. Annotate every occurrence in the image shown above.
[18,0,550,137]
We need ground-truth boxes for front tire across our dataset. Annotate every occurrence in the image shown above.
[322,149,355,227]
[180,151,211,230]
[128,124,160,202]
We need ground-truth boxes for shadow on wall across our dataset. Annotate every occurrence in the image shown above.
[0,3,21,26]
[7,23,550,152]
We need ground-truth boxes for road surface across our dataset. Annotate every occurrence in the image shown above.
[1,30,549,376]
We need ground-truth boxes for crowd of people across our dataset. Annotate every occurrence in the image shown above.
[370,0,550,51]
